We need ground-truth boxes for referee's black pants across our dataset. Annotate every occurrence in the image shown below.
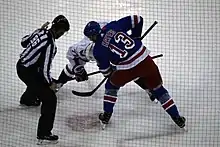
[16,61,57,136]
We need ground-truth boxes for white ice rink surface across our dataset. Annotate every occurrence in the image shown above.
[0,0,219,146]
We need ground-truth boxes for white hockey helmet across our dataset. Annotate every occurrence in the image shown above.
[85,42,95,61]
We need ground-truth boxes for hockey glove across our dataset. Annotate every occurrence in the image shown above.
[49,82,58,92]
[49,79,64,92]
[74,65,88,82]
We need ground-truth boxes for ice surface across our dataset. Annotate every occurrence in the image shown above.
[0,0,219,146]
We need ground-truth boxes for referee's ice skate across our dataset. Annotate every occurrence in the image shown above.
[37,134,58,145]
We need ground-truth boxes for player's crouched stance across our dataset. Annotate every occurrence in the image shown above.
[83,16,186,130]
[54,21,158,106]
[53,37,92,92]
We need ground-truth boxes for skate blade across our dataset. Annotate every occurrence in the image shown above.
[19,104,38,109]
[19,103,40,107]
[181,126,188,132]
[36,139,58,145]
[175,124,188,132]
[99,120,106,130]
[20,104,32,107]
[153,99,159,104]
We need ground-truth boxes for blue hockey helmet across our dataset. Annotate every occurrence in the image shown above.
[84,21,101,38]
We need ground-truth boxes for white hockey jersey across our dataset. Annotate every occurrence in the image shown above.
[64,21,109,78]
[64,37,92,78]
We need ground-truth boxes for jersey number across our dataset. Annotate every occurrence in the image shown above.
[109,32,135,58]
[30,35,41,47]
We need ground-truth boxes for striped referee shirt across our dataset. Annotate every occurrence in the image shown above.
[19,29,57,85]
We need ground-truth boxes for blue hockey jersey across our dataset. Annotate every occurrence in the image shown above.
[93,15,150,75]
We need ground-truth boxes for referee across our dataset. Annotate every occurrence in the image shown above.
[16,15,69,144]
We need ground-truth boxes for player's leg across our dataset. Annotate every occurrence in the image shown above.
[21,72,58,144]
[133,77,158,103]
[35,83,58,145]
[16,61,58,144]
[110,68,157,103]
[16,61,40,106]
[102,69,145,129]
[140,56,186,128]
[99,79,120,129]
[19,87,40,106]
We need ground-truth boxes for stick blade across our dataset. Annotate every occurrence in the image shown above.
[72,90,94,97]
[72,77,107,97]
[152,54,163,59]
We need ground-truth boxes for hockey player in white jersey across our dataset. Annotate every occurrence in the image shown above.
[55,37,93,88]
[55,22,108,89]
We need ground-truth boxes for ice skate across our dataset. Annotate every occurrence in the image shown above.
[37,134,58,145]
[149,94,158,104]
[20,98,41,107]
[99,112,112,130]
[172,116,186,128]
[19,90,41,107]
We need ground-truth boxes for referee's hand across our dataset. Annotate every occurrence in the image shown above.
[49,82,58,92]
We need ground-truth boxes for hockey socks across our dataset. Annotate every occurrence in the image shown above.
[152,86,180,118]
[154,89,186,127]
[160,95,180,117]
[103,94,117,113]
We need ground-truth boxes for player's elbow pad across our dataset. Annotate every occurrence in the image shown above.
[130,15,143,39]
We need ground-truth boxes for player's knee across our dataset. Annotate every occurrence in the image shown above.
[105,79,120,90]
[152,85,170,103]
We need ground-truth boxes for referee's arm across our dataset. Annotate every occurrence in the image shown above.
[21,34,31,48]
[43,43,55,86]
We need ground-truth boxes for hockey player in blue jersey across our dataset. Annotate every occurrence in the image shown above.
[84,15,186,129]
[55,21,157,103]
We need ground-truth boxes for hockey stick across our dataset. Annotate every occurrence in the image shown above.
[78,54,163,80]
[72,70,101,80]
[151,54,163,59]
[72,54,162,97]
[140,21,158,40]
[72,76,108,97]
[72,21,159,97]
